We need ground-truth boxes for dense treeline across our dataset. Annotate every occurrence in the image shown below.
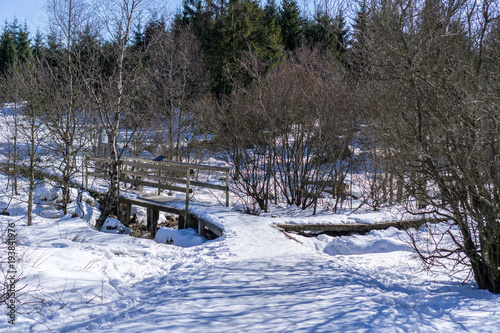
[0,0,499,293]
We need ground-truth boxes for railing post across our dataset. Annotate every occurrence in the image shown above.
[225,168,229,207]
[116,161,120,200]
[158,168,162,195]
[185,168,190,227]
[84,157,88,191]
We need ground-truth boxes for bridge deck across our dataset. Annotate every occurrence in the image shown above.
[118,194,223,239]
[276,218,442,236]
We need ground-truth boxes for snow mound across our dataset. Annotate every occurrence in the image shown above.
[299,227,411,255]
[102,217,131,234]
[154,227,208,247]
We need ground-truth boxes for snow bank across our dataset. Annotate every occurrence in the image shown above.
[154,227,208,247]
[297,227,411,255]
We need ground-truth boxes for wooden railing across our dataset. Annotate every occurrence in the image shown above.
[83,156,230,235]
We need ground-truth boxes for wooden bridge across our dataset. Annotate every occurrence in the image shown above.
[1,161,438,240]
[84,156,229,238]
[276,217,445,236]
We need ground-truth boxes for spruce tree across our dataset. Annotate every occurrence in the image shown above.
[351,1,370,77]
[0,21,18,73]
[332,10,349,65]
[279,0,302,51]
[31,29,45,60]
[304,11,334,49]
[181,0,283,95]
[15,22,31,63]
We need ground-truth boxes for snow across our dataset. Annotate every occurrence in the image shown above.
[154,227,207,247]
[1,177,499,333]
[1,109,499,332]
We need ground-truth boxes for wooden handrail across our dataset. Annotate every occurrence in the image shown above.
[122,156,229,173]
[85,156,230,207]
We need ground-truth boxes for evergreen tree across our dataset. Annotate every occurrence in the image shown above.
[15,21,31,63]
[181,0,283,95]
[332,10,348,63]
[303,10,349,65]
[0,22,17,73]
[31,29,45,60]
[350,0,370,77]
[279,0,302,51]
[304,11,334,49]
[132,22,144,50]
[45,28,63,69]
[143,18,167,49]
[264,0,280,27]
[132,18,167,53]
[73,24,102,77]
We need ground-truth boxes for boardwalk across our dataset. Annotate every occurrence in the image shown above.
[276,218,436,235]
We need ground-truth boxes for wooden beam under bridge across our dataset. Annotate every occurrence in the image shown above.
[276,218,447,236]
[117,195,223,239]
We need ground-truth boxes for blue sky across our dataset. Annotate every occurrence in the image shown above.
[1,0,185,36]
[1,0,47,33]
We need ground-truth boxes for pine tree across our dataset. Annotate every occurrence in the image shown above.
[132,22,144,51]
[304,11,334,49]
[73,24,101,76]
[279,0,302,51]
[264,0,279,27]
[333,10,348,63]
[351,0,369,77]
[15,22,31,63]
[31,29,45,60]
[303,9,349,64]
[143,18,166,49]
[45,28,64,69]
[181,0,283,95]
[0,21,18,73]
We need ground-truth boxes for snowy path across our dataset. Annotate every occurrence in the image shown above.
[6,203,494,332]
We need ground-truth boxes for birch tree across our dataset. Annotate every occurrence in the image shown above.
[84,0,149,230]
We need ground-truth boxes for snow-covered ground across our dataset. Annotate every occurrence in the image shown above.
[1,172,499,333]
[0,105,498,332]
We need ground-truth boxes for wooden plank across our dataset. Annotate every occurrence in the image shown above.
[121,160,189,174]
[133,179,193,193]
[205,221,223,237]
[118,195,223,237]
[83,156,228,238]
[121,165,227,195]
[178,215,185,229]
[122,156,229,172]
[277,218,443,233]
[120,196,184,215]
[189,180,228,192]
[87,157,114,163]
[122,173,227,192]
[147,208,152,230]
[151,210,159,237]
[185,168,190,228]
[225,170,230,207]
[121,170,190,185]
[198,219,206,237]
[117,203,129,224]
[122,169,228,191]
[87,171,108,179]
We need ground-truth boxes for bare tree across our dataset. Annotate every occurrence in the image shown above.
[84,0,150,230]
[207,48,355,213]
[0,90,21,197]
[145,23,209,162]
[42,0,93,215]
[4,61,48,226]
[361,0,500,292]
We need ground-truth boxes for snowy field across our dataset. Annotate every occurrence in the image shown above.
[1,172,499,333]
[0,105,499,332]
